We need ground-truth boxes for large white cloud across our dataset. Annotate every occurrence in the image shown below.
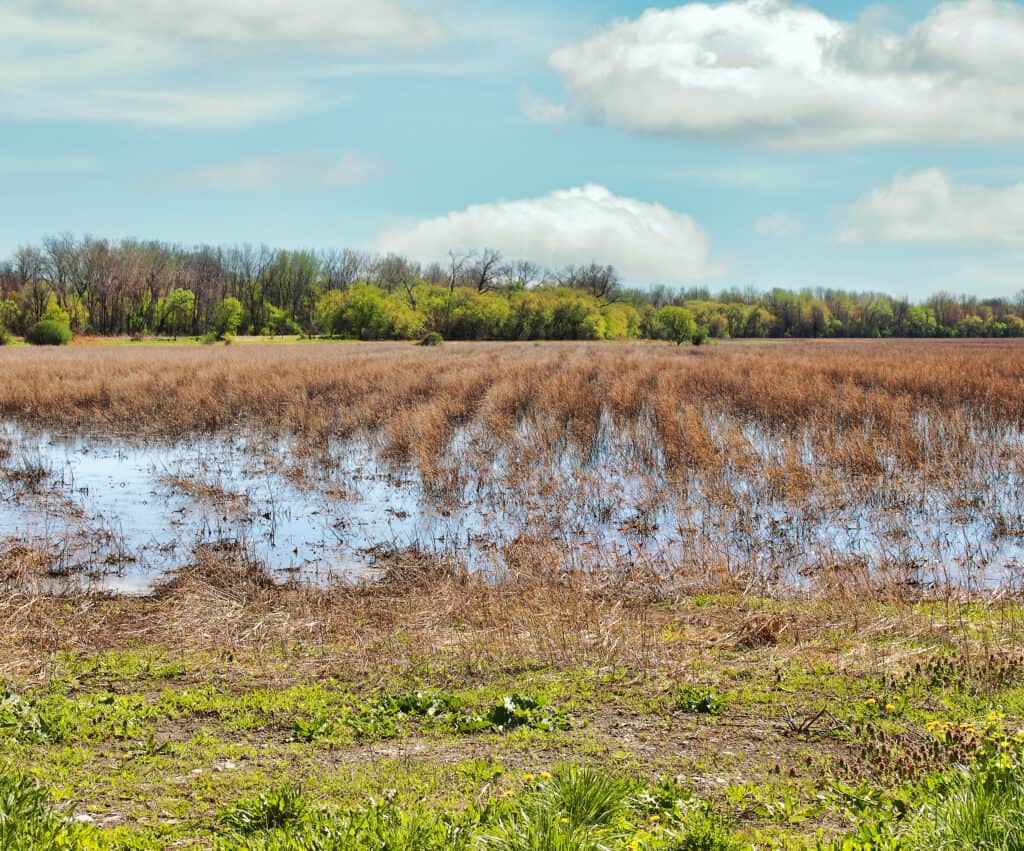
[378,184,711,283]
[546,0,1024,148]
[838,169,1024,245]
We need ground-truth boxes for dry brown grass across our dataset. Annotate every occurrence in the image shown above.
[2,338,1023,595]
[2,340,1021,452]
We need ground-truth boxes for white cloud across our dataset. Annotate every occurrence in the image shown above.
[378,184,711,283]
[0,0,443,127]
[5,1,443,53]
[838,169,1024,245]
[546,0,1024,148]
[518,86,571,125]
[164,153,386,191]
[754,211,803,238]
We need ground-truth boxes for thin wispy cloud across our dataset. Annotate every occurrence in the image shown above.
[838,169,1024,246]
[0,0,445,128]
[755,211,804,239]
[157,153,388,192]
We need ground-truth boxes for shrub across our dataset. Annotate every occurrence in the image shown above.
[692,327,709,346]
[25,319,72,346]
[419,332,444,347]
[0,325,10,346]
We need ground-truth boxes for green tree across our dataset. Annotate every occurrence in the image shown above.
[212,297,244,339]
[657,306,698,345]
[158,288,196,338]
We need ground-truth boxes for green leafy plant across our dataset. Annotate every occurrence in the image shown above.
[219,783,308,834]
[0,689,60,743]
[454,695,572,734]
[672,686,727,716]
[288,717,334,743]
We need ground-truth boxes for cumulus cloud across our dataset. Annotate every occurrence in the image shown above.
[837,169,1024,245]
[163,152,386,191]
[546,0,1024,148]
[378,184,711,283]
[754,211,803,238]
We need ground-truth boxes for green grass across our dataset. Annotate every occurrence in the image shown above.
[5,597,1024,848]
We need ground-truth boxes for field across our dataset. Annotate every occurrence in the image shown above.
[2,338,1024,849]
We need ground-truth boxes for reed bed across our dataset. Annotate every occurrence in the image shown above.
[2,339,1023,593]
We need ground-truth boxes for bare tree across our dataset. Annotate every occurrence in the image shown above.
[510,260,542,288]
[321,248,370,289]
[372,253,419,293]
[469,248,506,292]
[559,262,620,303]
[446,250,472,295]
[13,245,44,289]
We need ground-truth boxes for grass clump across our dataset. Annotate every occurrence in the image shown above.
[0,766,79,851]
[218,783,308,834]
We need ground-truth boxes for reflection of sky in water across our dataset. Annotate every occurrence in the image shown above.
[1,417,1023,595]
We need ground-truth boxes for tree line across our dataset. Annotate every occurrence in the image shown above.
[1,235,1023,344]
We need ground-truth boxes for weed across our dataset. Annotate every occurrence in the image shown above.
[219,783,307,834]
[673,686,727,716]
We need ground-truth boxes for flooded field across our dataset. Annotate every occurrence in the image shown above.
[3,354,1023,594]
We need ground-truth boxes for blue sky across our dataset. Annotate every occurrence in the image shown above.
[1,0,1023,298]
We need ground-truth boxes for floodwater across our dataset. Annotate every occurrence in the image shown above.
[1,419,1023,594]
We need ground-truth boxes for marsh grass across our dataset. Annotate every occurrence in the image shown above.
[2,340,1024,847]
[3,339,1023,590]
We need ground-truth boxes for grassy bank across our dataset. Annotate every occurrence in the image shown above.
[3,552,1024,849]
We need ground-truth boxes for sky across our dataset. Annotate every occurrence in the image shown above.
[1,0,1023,299]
